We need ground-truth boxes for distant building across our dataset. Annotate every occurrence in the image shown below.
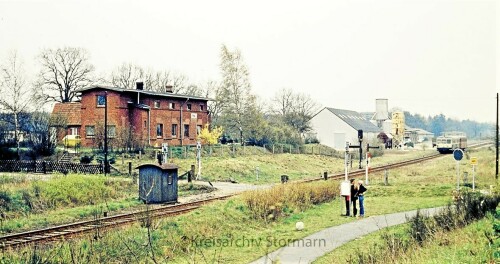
[404,127,434,143]
[309,108,382,150]
[51,83,210,148]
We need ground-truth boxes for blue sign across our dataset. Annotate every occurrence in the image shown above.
[453,149,464,161]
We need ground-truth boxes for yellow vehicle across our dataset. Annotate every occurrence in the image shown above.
[63,135,81,148]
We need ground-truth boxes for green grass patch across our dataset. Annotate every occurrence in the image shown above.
[1,148,497,263]
[0,174,214,234]
[315,196,499,264]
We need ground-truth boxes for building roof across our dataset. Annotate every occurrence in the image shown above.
[325,108,381,133]
[135,163,179,170]
[76,85,211,101]
[51,102,81,126]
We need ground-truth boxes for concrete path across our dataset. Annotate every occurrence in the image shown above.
[250,207,442,264]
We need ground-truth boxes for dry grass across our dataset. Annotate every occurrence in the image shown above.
[242,180,339,221]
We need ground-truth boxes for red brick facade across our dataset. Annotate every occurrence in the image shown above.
[52,86,210,148]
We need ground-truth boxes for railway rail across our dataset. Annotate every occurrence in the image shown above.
[0,141,491,249]
[0,195,232,249]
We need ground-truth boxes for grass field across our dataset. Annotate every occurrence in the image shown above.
[109,145,438,184]
[3,146,497,263]
[0,145,437,235]
[315,211,498,264]
[0,177,213,234]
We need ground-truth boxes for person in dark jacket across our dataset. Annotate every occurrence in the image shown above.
[357,180,367,217]
[351,179,358,217]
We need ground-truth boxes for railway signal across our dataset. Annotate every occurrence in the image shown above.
[453,149,464,191]
[349,130,364,169]
[162,143,168,164]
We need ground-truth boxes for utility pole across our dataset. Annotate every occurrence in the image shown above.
[365,143,380,185]
[496,93,498,179]
[104,91,109,176]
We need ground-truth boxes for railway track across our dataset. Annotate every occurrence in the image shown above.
[303,141,492,183]
[300,153,442,183]
[0,195,232,249]
[0,141,491,249]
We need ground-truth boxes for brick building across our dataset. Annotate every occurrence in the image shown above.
[51,83,210,148]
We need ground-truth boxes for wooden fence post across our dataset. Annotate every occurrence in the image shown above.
[384,169,389,185]
[189,164,195,182]
[128,162,132,176]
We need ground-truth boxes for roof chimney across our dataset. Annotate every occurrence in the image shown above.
[165,85,173,93]
[136,81,144,90]
[375,98,389,121]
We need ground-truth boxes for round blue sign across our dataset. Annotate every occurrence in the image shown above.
[453,149,464,161]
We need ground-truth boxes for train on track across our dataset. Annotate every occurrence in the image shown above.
[435,131,467,154]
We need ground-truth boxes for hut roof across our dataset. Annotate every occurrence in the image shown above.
[135,163,179,170]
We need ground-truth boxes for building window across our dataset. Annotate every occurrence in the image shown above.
[169,102,175,109]
[187,104,192,111]
[171,124,178,137]
[157,124,163,138]
[184,124,190,138]
[97,95,106,107]
[200,104,204,111]
[85,126,95,138]
[69,127,79,135]
[197,125,202,135]
[154,100,160,108]
[167,173,173,185]
[107,125,116,138]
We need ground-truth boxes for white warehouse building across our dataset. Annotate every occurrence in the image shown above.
[309,108,382,150]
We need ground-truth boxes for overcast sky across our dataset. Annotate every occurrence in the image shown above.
[0,0,498,123]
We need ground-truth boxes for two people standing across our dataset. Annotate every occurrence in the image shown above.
[344,179,367,217]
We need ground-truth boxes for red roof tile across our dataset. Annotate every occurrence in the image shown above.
[51,103,81,126]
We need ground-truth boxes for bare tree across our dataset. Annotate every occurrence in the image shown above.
[270,88,320,135]
[146,70,187,93]
[271,88,294,116]
[0,51,33,157]
[110,63,145,90]
[109,63,204,96]
[37,47,95,102]
[203,80,225,126]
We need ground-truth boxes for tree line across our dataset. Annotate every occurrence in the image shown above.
[0,45,320,158]
[404,112,494,139]
[1,45,492,159]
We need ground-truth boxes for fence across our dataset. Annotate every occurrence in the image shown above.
[165,144,345,159]
[0,160,103,174]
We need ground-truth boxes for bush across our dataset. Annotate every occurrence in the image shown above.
[80,155,93,164]
[304,136,320,144]
[0,147,18,160]
[242,180,339,222]
[95,154,116,164]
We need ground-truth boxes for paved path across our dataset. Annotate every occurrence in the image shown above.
[250,207,442,264]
